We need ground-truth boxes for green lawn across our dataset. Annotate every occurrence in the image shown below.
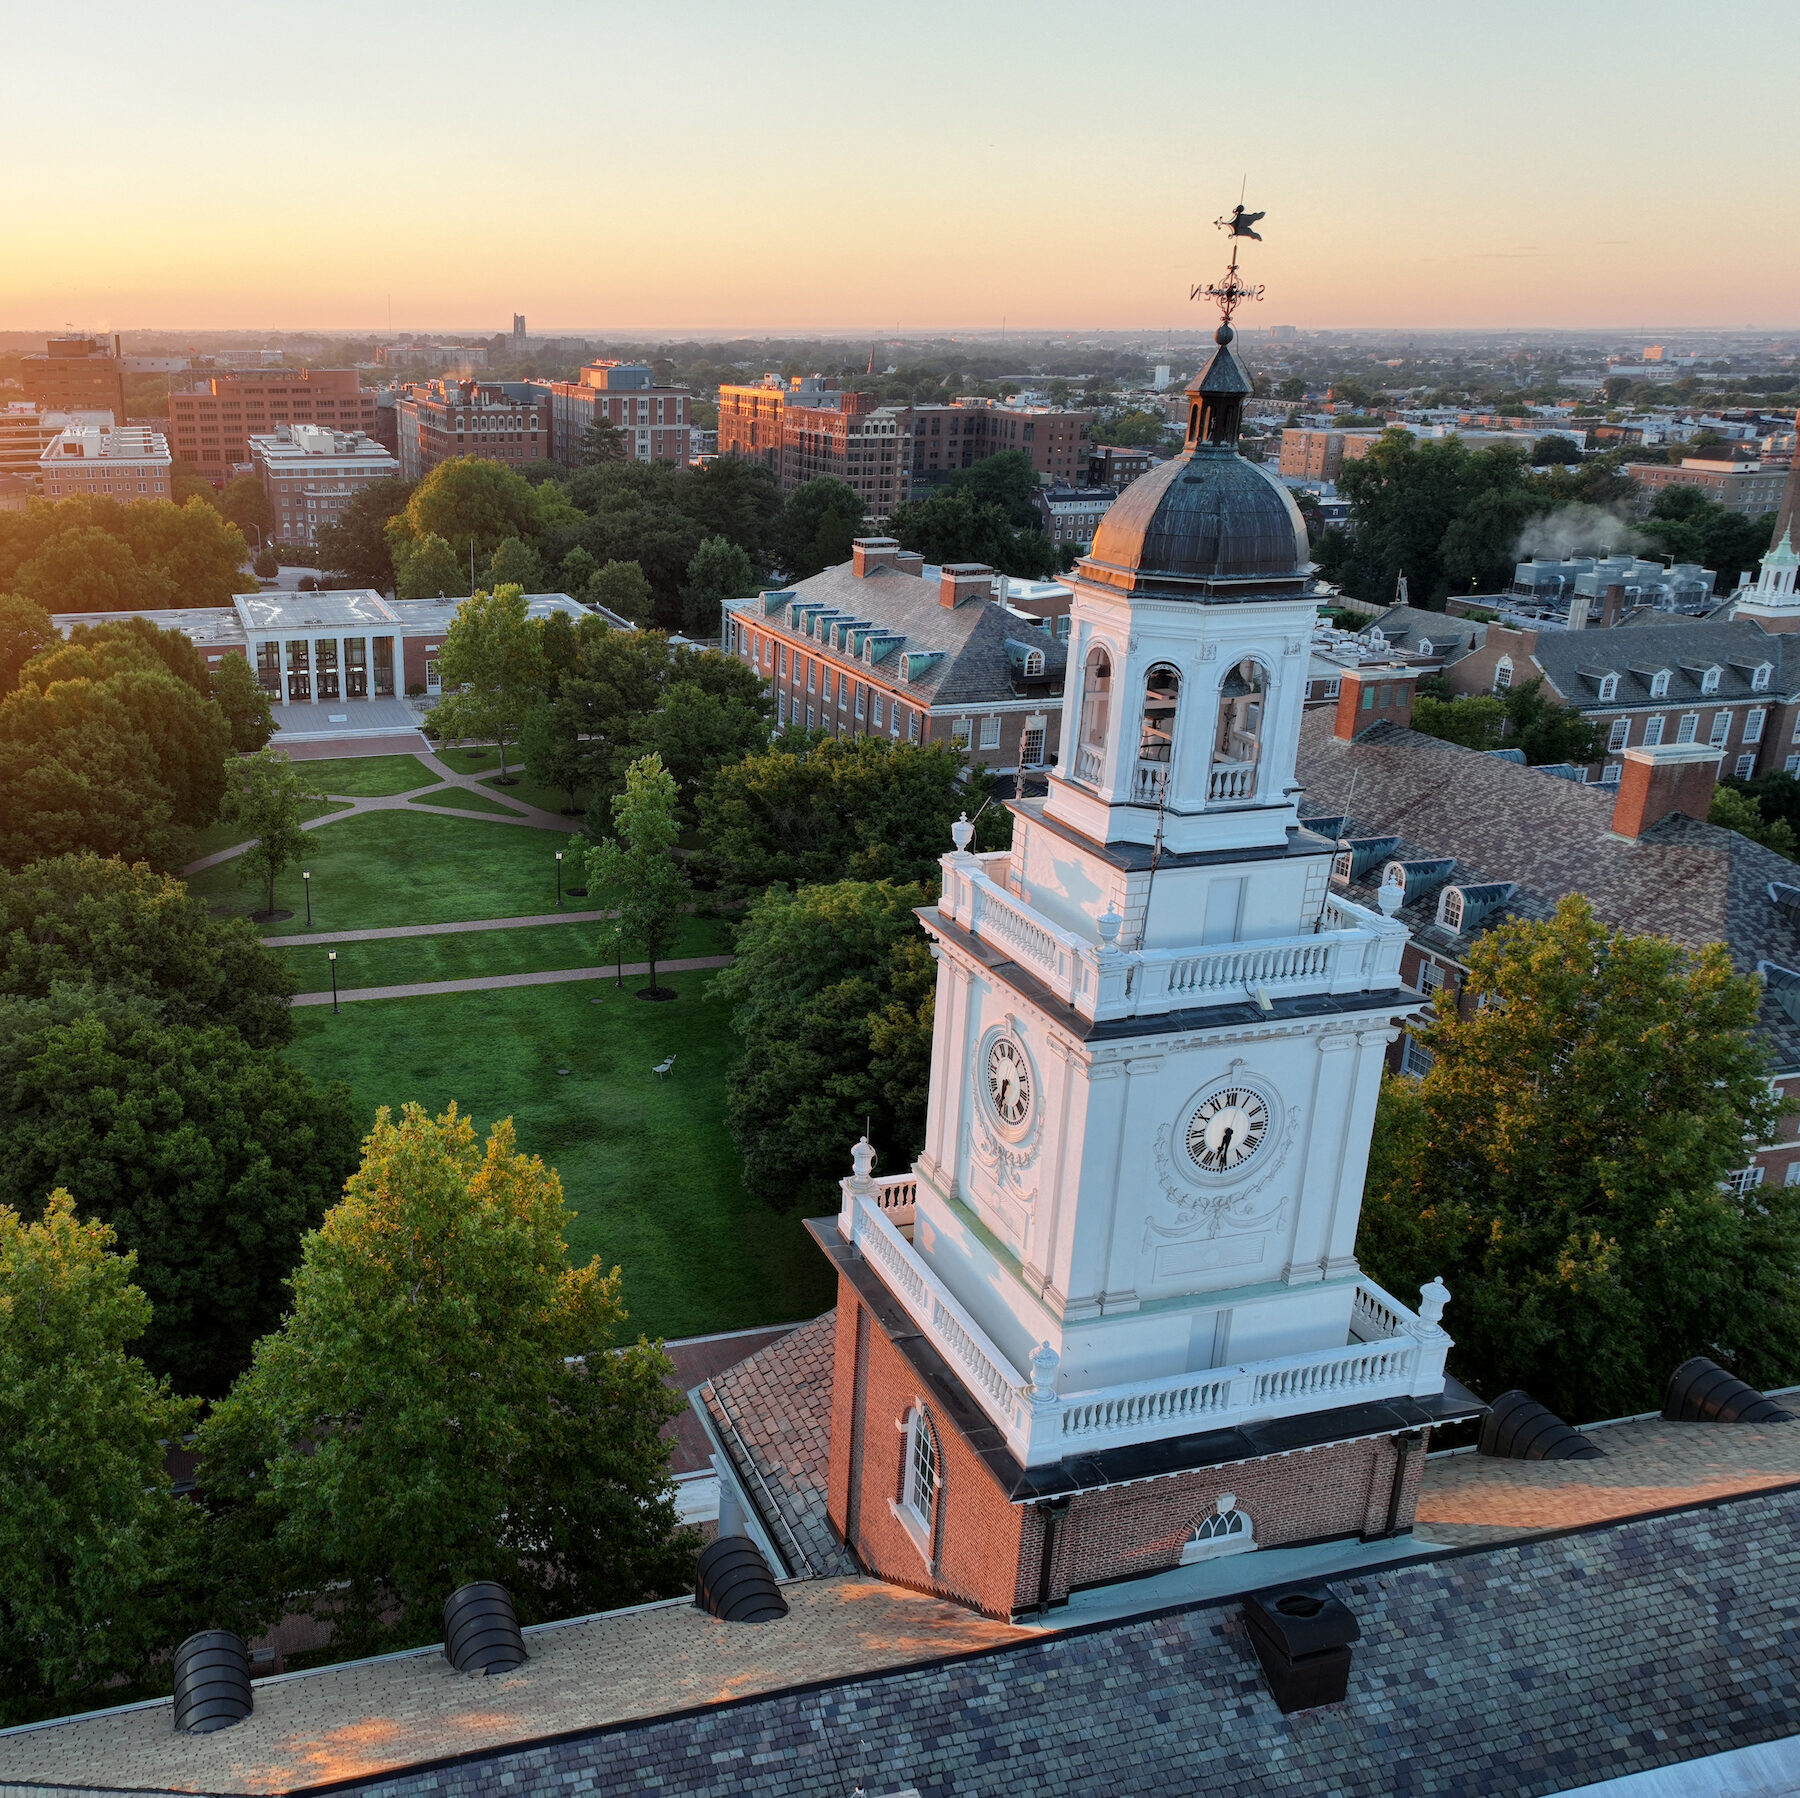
[435,744,586,816]
[478,773,588,818]
[183,801,350,867]
[284,972,833,1339]
[277,913,728,992]
[293,754,436,798]
[185,810,582,930]
[434,745,506,777]
[407,785,531,817]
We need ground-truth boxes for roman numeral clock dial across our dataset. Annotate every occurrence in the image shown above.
[1185,1084,1271,1176]
[985,1035,1034,1128]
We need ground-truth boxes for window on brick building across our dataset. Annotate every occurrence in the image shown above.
[899,1406,938,1551]
[1745,708,1766,744]
[1178,1495,1255,1564]
[1642,716,1666,747]
[1677,713,1700,744]
[980,715,1001,750]
[1607,717,1629,752]
[1023,726,1045,767]
[1737,753,1757,780]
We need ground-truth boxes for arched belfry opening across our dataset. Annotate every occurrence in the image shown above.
[1135,665,1180,802]
[1075,646,1112,785]
[1210,659,1266,802]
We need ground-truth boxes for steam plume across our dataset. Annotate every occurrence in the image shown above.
[1514,505,1644,563]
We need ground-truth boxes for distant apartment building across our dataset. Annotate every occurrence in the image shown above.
[249,426,401,547]
[1627,458,1790,519]
[1278,427,1382,482]
[0,403,115,484]
[1087,444,1157,490]
[168,370,377,481]
[38,423,171,502]
[722,537,1065,775]
[716,376,911,518]
[375,342,490,373]
[22,335,127,421]
[905,397,1092,483]
[512,314,527,354]
[1033,482,1114,550]
[392,380,552,480]
[533,362,691,469]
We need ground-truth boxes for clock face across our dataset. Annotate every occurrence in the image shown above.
[985,1035,1035,1129]
[1184,1084,1272,1177]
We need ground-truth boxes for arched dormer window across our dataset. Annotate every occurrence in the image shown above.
[1179,1494,1256,1564]
[1331,851,1353,886]
[1494,656,1513,693]
[1754,662,1773,691]
[1418,638,1434,656]
[1209,659,1267,805]
[1439,887,1465,931]
[1701,665,1722,695]
[1650,668,1671,698]
[1074,647,1111,786]
[1134,665,1180,803]
[898,1405,939,1556]
[1024,647,1045,677]
[1597,673,1619,702]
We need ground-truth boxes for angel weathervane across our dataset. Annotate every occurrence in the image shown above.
[1191,200,1267,329]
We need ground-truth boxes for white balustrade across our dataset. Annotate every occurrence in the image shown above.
[869,1174,917,1226]
[1132,759,1169,803]
[1208,761,1257,803]
[844,1192,1452,1464]
[1073,743,1105,785]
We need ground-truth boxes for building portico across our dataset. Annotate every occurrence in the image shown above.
[232,591,403,705]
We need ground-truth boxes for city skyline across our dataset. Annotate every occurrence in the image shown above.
[7,0,1797,335]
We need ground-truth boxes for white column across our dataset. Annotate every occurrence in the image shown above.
[1320,1028,1398,1278]
[1283,1032,1358,1285]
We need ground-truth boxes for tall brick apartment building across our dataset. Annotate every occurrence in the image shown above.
[168,370,377,481]
[717,376,912,520]
[21,334,127,421]
[907,397,1092,484]
[392,379,551,480]
[533,361,692,470]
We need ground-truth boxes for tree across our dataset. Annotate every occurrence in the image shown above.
[1732,770,1800,844]
[252,544,279,579]
[1531,433,1585,466]
[0,495,252,611]
[391,530,468,601]
[220,473,274,541]
[314,476,414,591]
[1640,490,1775,588]
[0,1193,202,1725]
[1360,896,1797,1420]
[485,535,545,592]
[12,524,148,612]
[1409,690,1507,752]
[0,854,297,1048]
[629,675,772,822]
[710,880,936,1210]
[675,458,784,571]
[1711,785,1797,859]
[1091,410,1172,449]
[586,753,691,997]
[935,449,1044,528]
[696,734,1002,900]
[1500,676,1605,766]
[0,990,359,1393]
[397,457,541,564]
[209,652,276,752]
[520,698,589,811]
[773,477,864,580]
[558,544,600,602]
[588,558,655,625]
[220,748,327,917]
[194,1104,693,1656]
[888,488,1055,579]
[0,593,53,696]
[580,416,626,464]
[681,534,756,638]
[429,584,546,780]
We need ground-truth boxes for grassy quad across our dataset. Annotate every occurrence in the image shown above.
[290,753,438,797]
[283,972,831,1340]
[434,743,587,818]
[185,809,584,930]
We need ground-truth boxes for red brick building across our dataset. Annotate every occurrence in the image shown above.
[717,376,912,520]
[21,335,127,422]
[535,362,692,470]
[169,370,377,481]
[392,380,551,481]
[906,398,1092,484]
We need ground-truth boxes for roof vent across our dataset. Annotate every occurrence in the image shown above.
[1662,1356,1796,1424]
[1756,961,1800,1025]
[1486,747,1527,766]
[1478,1389,1604,1461]
[172,1630,253,1734]
[443,1581,528,1674]
[1768,885,1800,931]
[1297,814,1348,841]
[1242,1584,1360,1713]
[694,1536,789,1623]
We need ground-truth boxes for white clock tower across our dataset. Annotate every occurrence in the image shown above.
[817,220,1476,1618]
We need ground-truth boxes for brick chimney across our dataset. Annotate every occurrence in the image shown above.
[852,536,901,577]
[1334,667,1418,742]
[939,562,994,608]
[1610,742,1721,840]
[1598,581,1626,628]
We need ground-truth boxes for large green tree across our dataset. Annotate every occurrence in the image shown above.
[315,476,414,592]
[710,880,935,1210]
[586,754,691,997]
[0,990,359,1394]
[195,1104,693,1656]
[395,456,542,564]
[0,496,250,612]
[681,534,756,638]
[696,734,1002,899]
[587,558,655,626]
[209,652,277,752]
[219,473,274,542]
[1361,896,1798,1420]
[0,854,296,1048]
[773,477,864,580]
[0,1193,202,1725]
[429,584,546,780]
[888,487,1055,579]
[392,530,468,601]
[0,593,55,696]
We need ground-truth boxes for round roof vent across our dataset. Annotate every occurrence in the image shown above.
[443,1581,528,1675]
[694,1536,789,1623]
[172,1630,253,1734]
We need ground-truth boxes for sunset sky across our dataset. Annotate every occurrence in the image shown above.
[6,0,1796,335]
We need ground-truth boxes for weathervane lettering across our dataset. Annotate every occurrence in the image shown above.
[1191,196,1267,327]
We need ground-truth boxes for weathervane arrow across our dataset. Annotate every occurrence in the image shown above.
[1191,197,1268,327]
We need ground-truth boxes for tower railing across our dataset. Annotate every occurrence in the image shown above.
[837,1192,1451,1466]
[936,863,1410,1023]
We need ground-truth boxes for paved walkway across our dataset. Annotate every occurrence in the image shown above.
[261,908,616,948]
[184,754,577,877]
[291,953,733,1007]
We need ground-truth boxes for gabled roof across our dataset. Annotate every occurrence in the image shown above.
[1529,619,1790,708]
[1295,709,1800,1068]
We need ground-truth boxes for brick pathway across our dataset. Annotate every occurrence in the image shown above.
[291,954,733,1007]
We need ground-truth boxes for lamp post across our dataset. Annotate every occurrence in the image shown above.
[302,869,312,927]
[328,950,338,1015]
[556,850,563,909]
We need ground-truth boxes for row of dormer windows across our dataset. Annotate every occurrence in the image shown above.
[1494,656,1773,700]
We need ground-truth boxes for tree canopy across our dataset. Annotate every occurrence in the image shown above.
[195,1104,693,1657]
[0,495,251,612]
[429,584,547,779]
[315,476,414,592]
[219,749,328,917]
[586,754,691,996]
[710,880,936,1210]
[887,487,1056,579]
[1360,896,1798,1419]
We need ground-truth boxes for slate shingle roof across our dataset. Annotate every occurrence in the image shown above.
[697,1311,858,1580]
[1527,618,1797,710]
[1294,708,1800,1068]
[757,561,1066,708]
